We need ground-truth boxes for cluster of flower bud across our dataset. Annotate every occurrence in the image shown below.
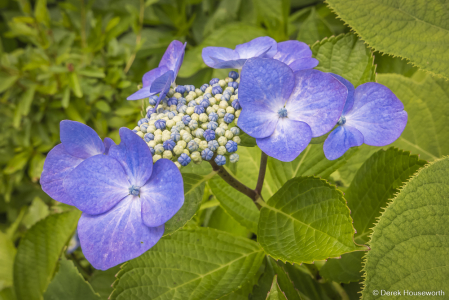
[132,71,243,169]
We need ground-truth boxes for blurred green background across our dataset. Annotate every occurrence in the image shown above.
[0,0,354,233]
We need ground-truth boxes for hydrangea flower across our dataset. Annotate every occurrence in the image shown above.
[127,40,187,106]
[202,37,277,69]
[62,128,184,270]
[238,58,347,162]
[40,120,116,205]
[273,41,319,72]
[323,74,408,160]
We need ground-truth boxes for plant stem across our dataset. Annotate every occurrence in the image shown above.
[255,152,268,200]
[124,0,145,74]
[209,159,257,201]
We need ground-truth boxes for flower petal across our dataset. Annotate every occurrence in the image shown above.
[235,37,277,59]
[140,159,184,227]
[40,144,83,205]
[103,137,116,155]
[109,128,153,187]
[346,82,408,146]
[289,57,319,72]
[77,197,164,270]
[159,40,186,78]
[237,106,279,139]
[63,155,130,215]
[207,56,247,69]
[126,87,157,101]
[329,73,355,115]
[257,118,312,162]
[273,41,313,65]
[202,47,241,68]
[286,69,347,137]
[60,120,105,159]
[142,66,170,88]
[150,70,174,108]
[323,125,364,160]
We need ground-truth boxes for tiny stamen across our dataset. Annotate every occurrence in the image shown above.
[278,108,288,118]
[129,185,140,196]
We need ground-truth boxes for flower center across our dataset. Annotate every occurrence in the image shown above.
[278,108,288,118]
[129,185,140,196]
[337,116,346,125]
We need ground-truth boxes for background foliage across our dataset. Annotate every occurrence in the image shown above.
[1,0,448,299]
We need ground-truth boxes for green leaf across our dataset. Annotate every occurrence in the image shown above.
[13,210,81,300]
[375,53,418,77]
[319,251,365,284]
[325,0,449,79]
[43,260,100,300]
[266,276,288,300]
[95,100,111,113]
[297,7,333,45]
[206,206,251,238]
[111,228,265,300]
[89,266,121,300]
[258,177,366,265]
[18,85,36,116]
[252,0,290,40]
[179,23,267,78]
[68,72,83,98]
[0,231,16,290]
[163,172,213,236]
[22,197,49,229]
[4,152,31,175]
[267,143,358,193]
[362,157,449,299]
[34,0,50,27]
[377,73,449,161]
[312,33,376,86]
[0,72,19,93]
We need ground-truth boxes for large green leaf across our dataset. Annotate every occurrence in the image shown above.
[89,266,121,300]
[377,73,449,161]
[325,0,449,79]
[206,206,251,238]
[258,177,366,264]
[312,33,376,86]
[0,231,16,290]
[266,276,288,300]
[164,172,214,236]
[252,0,289,40]
[297,7,333,45]
[43,260,100,300]
[13,210,81,300]
[362,157,449,299]
[111,228,265,300]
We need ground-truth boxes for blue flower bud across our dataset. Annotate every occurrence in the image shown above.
[132,129,139,133]
[177,105,187,114]
[235,88,238,94]
[203,93,212,99]
[149,147,155,156]
[225,140,238,153]
[194,105,205,114]
[167,97,178,106]
[221,93,231,102]
[140,124,149,133]
[209,78,219,85]
[230,127,240,136]
[200,84,209,92]
[195,128,205,138]
[148,95,158,105]
[208,140,219,151]
[224,113,235,123]
[230,153,239,163]
[138,118,149,126]
[178,97,187,105]
[209,112,219,122]
[187,140,199,152]
[228,81,238,89]
[146,108,156,118]
[154,144,164,155]
[175,86,186,94]
[231,100,241,110]
[171,131,181,142]
[215,155,226,166]
[167,111,177,119]
[189,120,198,130]
[203,129,216,141]
[155,119,166,130]
[212,86,223,95]
[200,99,210,108]
[178,153,191,166]
[201,148,214,161]
[186,85,196,92]
[163,140,176,151]
[188,101,196,107]
[207,121,218,130]
[182,115,191,125]
[157,106,165,114]
[144,133,154,142]
[228,71,239,80]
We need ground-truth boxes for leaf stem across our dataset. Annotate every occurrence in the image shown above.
[255,152,268,200]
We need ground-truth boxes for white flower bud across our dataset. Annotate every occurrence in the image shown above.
[174,161,182,169]
[154,135,163,144]
[195,97,202,105]
[183,149,190,155]
[163,150,173,159]
[177,140,187,148]
[205,86,212,93]
[136,131,144,138]
[209,98,217,106]
[215,127,225,137]
[188,91,197,98]
[148,140,156,148]
[217,146,226,155]
[166,120,175,129]
[219,123,228,130]
[174,92,182,99]
[219,101,228,109]
[225,77,233,83]
[191,113,199,121]
[225,87,234,93]
[180,130,187,136]
[173,146,183,155]
[186,107,195,115]
[170,105,177,112]
[201,122,209,130]
[236,78,240,83]
[199,113,208,122]
[235,110,241,117]
[215,94,222,101]
[153,154,162,163]
[195,88,203,96]
[162,133,171,142]
[218,118,225,124]
[233,136,241,144]
[230,95,236,101]
[133,126,140,131]
[226,107,235,114]
[206,107,216,114]
[182,133,192,142]
[147,125,156,133]
[218,79,226,87]
[184,127,191,134]
[199,141,208,150]
[194,138,201,144]
[225,130,233,139]
[154,144,164,154]
[217,108,226,117]
[212,104,219,110]
[218,136,227,146]
[186,95,194,102]
[173,116,182,123]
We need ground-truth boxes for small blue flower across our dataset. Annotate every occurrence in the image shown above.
[144,133,154,142]
[182,115,191,125]
[155,119,166,130]
[230,153,239,163]
[208,140,219,151]
[323,74,408,160]
[228,71,239,80]
[238,58,348,162]
[178,153,191,166]
[210,78,219,85]
[228,82,238,89]
[138,118,149,126]
[163,140,176,150]
[214,155,226,166]
[175,86,186,94]
[225,140,238,153]
[232,100,241,110]
[209,112,219,122]
[61,128,184,270]
[201,99,210,108]
[273,40,319,73]
[194,105,205,114]
[224,113,235,123]
[167,98,178,106]
[200,84,209,92]
[203,129,216,141]
[212,86,223,95]
[207,121,218,130]
[171,131,181,142]
[201,148,214,160]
